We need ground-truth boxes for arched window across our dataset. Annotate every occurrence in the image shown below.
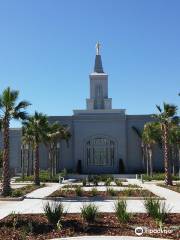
[86,137,115,166]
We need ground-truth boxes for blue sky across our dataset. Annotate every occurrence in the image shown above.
[0,0,179,127]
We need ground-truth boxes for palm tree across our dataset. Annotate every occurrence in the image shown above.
[154,103,179,185]
[22,127,34,177]
[142,122,161,176]
[23,112,49,185]
[46,122,71,178]
[131,126,146,171]
[169,125,180,176]
[0,87,30,196]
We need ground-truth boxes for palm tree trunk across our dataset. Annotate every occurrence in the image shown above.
[48,147,53,179]
[27,147,30,176]
[31,148,34,175]
[34,144,40,185]
[52,150,55,177]
[21,145,25,180]
[178,148,180,178]
[141,143,146,171]
[149,147,153,177]
[163,124,172,185]
[2,117,11,196]
[145,145,149,176]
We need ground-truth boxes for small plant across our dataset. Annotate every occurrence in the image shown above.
[91,187,98,196]
[11,189,23,197]
[9,212,20,230]
[115,179,123,186]
[100,174,114,182]
[114,200,130,223]
[144,198,170,225]
[128,184,140,188]
[82,178,87,186]
[93,175,100,186]
[88,175,94,183]
[81,203,99,224]
[107,187,117,196]
[75,185,83,196]
[123,188,133,196]
[44,201,64,226]
[105,177,112,186]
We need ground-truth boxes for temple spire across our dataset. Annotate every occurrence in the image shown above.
[94,42,104,73]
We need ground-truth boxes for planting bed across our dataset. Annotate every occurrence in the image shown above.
[0,184,44,200]
[158,183,180,193]
[49,188,157,199]
[62,183,141,188]
[0,213,179,239]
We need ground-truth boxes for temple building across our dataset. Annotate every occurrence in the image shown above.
[0,44,163,174]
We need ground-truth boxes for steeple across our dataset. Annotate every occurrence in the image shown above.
[86,43,112,110]
[94,42,104,73]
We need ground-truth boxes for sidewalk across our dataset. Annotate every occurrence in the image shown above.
[0,183,60,219]
[141,182,180,213]
[127,178,180,213]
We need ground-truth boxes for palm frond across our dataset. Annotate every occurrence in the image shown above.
[156,105,162,113]
[13,111,29,120]
[15,101,31,111]
[131,126,142,139]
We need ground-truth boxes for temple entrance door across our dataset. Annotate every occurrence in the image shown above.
[86,137,115,167]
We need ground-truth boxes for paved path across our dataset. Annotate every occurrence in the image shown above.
[0,183,60,219]
[130,179,180,213]
[0,179,180,220]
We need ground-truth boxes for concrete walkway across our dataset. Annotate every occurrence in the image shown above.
[0,183,60,219]
[136,180,180,213]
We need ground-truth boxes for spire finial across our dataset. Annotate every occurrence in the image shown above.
[96,42,101,55]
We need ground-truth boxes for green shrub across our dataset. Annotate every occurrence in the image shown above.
[91,187,98,196]
[115,179,123,186]
[107,187,117,196]
[114,200,130,223]
[44,201,64,226]
[144,198,170,225]
[16,170,60,183]
[123,188,133,196]
[10,185,41,197]
[105,177,112,186]
[93,175,100,186]
[143,173,180,181]
[100,174,114,182]
[128,184,140,188]
[76,160,82,174]
[11,189,23,197]
[82,179,87,186]
[118,158,125,174]
[75,185,83,196]
[88,175,94,183]
[81,203,99,224]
